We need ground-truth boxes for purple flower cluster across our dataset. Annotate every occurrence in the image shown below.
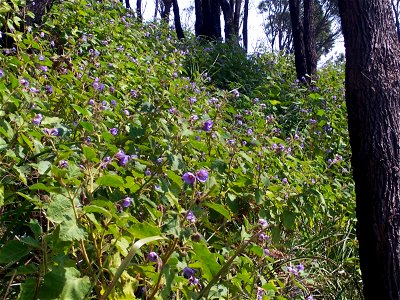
[115,149,130,166]
[202,119,213,132]
[59,160,68,168]
[186,211,196,223]
[287,263,305,276]
[182,169,209,185]
[43,128,59,136]
[182,267,199,285]
[32,114,43,125]
[122,197,132,208]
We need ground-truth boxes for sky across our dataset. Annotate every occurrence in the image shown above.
[129,0,344,60]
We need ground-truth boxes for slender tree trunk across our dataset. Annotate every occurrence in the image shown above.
[233,0,242,37]
[154,0,159,19]
[194,0,204,36]
[219,0,234,40]
[136,0,142,21]
[303,0,317,77]
[338,0,400,298]
[172,0,185,39]
[125,0,131,9]
[161,0,173,21]
[288,0,307,80]
[242,0,249,51]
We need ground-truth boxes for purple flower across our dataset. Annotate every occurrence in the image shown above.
[20,78,29,87]
[202,119,213,132]
[189,97,197,104]
[188,276,199,285]
[32,113,43,125]
[100,156,111,169]
[130,89,138,97]
[109,86,115,93]
[232,89,240,97]
[258,218,268,228]
[59,160,68,168]
[0,69,4,78]
[115,149,129,166]
[122,197,132,208]
[182,172,196,185]
[287,266,299,276]
[110,99,117,106]
[258,233,269,242]
[282,178,288,184]
[263,248,271,256]
[88,99,95,106]
[110,128,118,136]
[306,296,314,300]
[195,169,208,182]
[45,85,53,94]
[296,263,305,271]
[186,211,196,223]
[256,287,263,300]
[39,65,48,72]
[183,267,196,278]
[43,128,59,136]
[148,251,158,262]
[123,109,130,116]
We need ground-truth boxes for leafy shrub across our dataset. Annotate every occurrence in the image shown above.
[0,0,360,299]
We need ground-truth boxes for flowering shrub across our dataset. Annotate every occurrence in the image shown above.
[0,1,360,299]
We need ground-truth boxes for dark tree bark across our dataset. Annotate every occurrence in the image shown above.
[392,0,400,40]
[242,0,249,51]
[233,0,242,36]
[172,0,184,39]
[338,0,400,298]
[125,0,131,9]
[219,0,234,40]
[136,0,142,21]
[288,0,307,80]
[161,0,173,21]
[303,0,317,76]
[194,0,222,40]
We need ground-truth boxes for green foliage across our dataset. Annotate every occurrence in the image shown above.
[0,0,359,299]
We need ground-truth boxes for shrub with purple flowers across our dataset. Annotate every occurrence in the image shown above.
[0,1,358,299]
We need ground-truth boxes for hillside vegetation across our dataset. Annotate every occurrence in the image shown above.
[0,0,360,299]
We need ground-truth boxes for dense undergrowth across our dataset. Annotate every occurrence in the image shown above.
[0,0,361,299]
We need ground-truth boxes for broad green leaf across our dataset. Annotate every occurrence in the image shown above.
[128,222,162,239]
[82,145,98,161]
[282,210,296,230]
[71,104,92,117]
[84,205,112,218]
[29,183,61,193]
[192,242,220,281]
[37,161,52,175]
[18,277,37,300]
[38,266,90,300]
[205,203,232,221]
[96,174,124,187]
[79,121,94,132]
[0,240,31,265]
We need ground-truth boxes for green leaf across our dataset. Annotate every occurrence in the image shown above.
[38,266,91,300]
[192,242,220,281]
[71,104,92,117]
[29,183,61,193]
[166,170,183,186]
[18,277,37,300]
[128,222,162,239]
[37,161,52,175]
[282,210,296,230]
[205,203,232,221]
[96,174,124,187]
[84,205,112,218]
[0,240,31,265]
[79,121,94,132]
[82,145,98,162]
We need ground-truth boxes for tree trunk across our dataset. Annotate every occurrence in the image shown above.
[242,0,249,51]
[172,0,184,39]
[219,0,234,41]
[303,0,317,77]
[154,0,159,19]
[161,0,173,21]
[195,0,221,40]
[136,0,142,21]
[338,0,400,298]
[125,0,131,9]
[194,0,203,36]
[288,0,307,80]
[233,0,242,37]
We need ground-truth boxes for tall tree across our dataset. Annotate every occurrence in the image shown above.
[338,0,400,298]
[288,0,308,80]
[219,0,242,42]
[172,0,184,39]
[303,0,317,76]
[136,0,142,21]
[161,0,173,20]
[243,0,249,51]
[194,0,222,40]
